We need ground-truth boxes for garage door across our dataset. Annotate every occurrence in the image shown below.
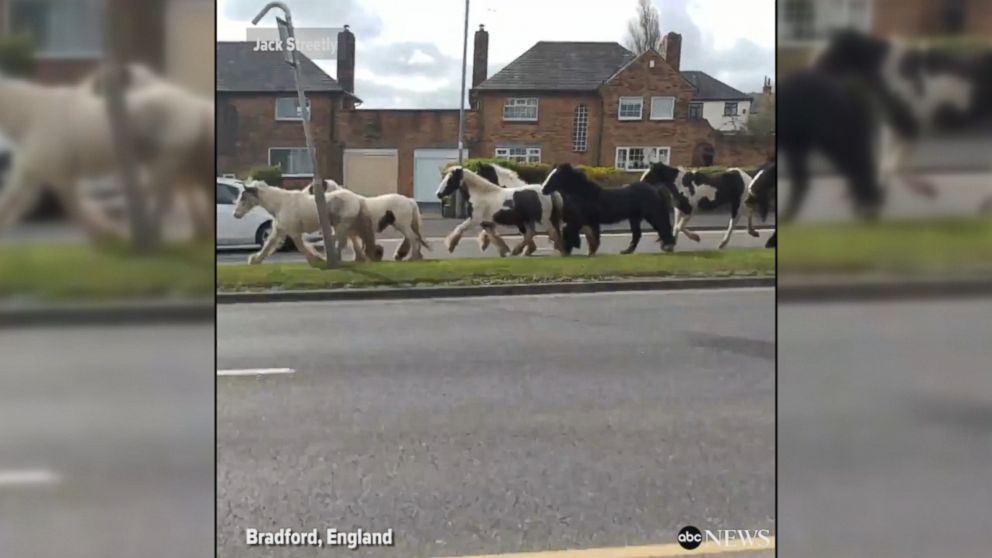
[414,149,466,203]
[343,149,398,197]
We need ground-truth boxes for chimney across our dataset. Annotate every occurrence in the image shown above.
[763,76,773,95]
[337,24,356,109]
[660,31,682,71]
[470,24,489,108]
[472,24,489,88]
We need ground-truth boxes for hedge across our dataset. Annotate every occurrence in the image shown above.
[445,158,760,188]
[0,35,35,77]
[246,164,283,186]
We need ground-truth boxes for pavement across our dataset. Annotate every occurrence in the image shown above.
[0,323,214,558]
[217,289,776,558]
[778,297,992,558]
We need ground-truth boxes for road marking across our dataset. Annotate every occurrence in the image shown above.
[217,368,295,376]
[0,469,62,487]
[436,538,774,558]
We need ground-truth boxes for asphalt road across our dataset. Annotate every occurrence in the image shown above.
[779,297,992,558]
[0,324,214,558]
[779,171,992,222]
[216,228,775,264]
[217,289,776,557]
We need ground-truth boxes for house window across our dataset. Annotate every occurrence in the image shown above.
[780,0,816,41]
[618,96,643,120]
[269,148,314,177]
[495,147,541,164]
[650,96,676,120]
[8,0,103,57]
[275,97,311,121]
[615,146,670,171]
[688,102,704,121]
[502,98,538,121]
[572,105,589,152]
[219,103,239,156]
[724,102,739,116]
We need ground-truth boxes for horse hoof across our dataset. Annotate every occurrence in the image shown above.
[748,230,760,238]
[661,244,675,253]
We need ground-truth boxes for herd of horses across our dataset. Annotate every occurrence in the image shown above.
[234,159,777,265]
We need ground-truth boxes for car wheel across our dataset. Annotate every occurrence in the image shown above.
[255,222,291,252]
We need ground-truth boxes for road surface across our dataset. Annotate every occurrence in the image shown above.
[217,289,776,557]
[779,297,992,558]
[216,228,775,264]
[0,324,214,558]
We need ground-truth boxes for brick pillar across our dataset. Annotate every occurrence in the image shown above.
[337,24,356,110]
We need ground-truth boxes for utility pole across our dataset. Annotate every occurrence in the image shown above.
[456,0,470,218]
[253,2,338,267]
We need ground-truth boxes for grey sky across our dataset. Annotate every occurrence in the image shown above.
[218,0,774,109]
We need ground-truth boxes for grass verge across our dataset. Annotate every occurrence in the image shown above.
[779,218,992,275]
[0,242,214,302]
[217,249,774,292]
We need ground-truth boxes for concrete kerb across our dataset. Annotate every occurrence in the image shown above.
[217,276,776,304]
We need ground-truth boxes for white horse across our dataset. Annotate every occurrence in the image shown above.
[0,69,213,240]
[305,180,430,261]
[436,166,563,257]
[233,180,379,265]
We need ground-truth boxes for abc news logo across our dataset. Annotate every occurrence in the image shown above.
[677,525,772,550]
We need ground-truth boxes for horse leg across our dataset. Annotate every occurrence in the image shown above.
[481,221,511,257]
[478,230,491,251]
[250,226,286,264]
[588,224,601,256]
[290,232,324,267]
[446,217,475,252]
[513,222,536,256]
[394,238,411,261]
[645,207,676,252]
[782,145,809,223]
[718,202,741,250]
[621,218,642,254]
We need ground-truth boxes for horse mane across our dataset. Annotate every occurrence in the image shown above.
[460,167,502,192]
[488,163,529,188]
[553,165,603,198]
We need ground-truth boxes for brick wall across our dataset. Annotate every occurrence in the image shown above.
[333,109,480,196]
[873,0,992,35]
[216,93,337,187]
[713,134,775,168]
[599,50,707,167]
[475,92,602,167]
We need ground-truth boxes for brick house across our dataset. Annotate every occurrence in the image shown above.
[217,26,771,202]
[471,31,760,171]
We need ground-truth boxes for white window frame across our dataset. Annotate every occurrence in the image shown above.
[615,146,671,171]
[275,97,312,121]
[650,96,676,121]
[572,105,589,153]
[495,146,541,164]
[268,147,314,178]
[618,96,644,121]
[4,0,104,58]
[502,97,539,122]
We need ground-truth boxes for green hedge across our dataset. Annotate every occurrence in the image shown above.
[445,158,760,188]
[246,164,282,186]
[0,35,35,77]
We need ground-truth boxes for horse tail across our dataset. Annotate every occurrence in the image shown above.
[410,200,431,251]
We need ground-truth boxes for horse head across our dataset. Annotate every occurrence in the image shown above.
[811,29,890,83]
[541,163,582,196]
[233,181,263,218]
[436,166,466,199]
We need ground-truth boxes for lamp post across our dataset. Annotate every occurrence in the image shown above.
[252,2,338,267]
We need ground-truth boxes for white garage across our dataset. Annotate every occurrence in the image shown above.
[413,148,467,203]
[343,149,398,197]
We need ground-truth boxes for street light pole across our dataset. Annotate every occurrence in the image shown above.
[252,2,338,267]
[456,0,469,217]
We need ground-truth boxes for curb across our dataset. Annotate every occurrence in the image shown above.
[778,275,992,303]
[217,276,776,304]
[0,299,214,328]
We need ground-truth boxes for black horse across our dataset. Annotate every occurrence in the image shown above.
[541,163,675,255]
[744,160,776,249]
